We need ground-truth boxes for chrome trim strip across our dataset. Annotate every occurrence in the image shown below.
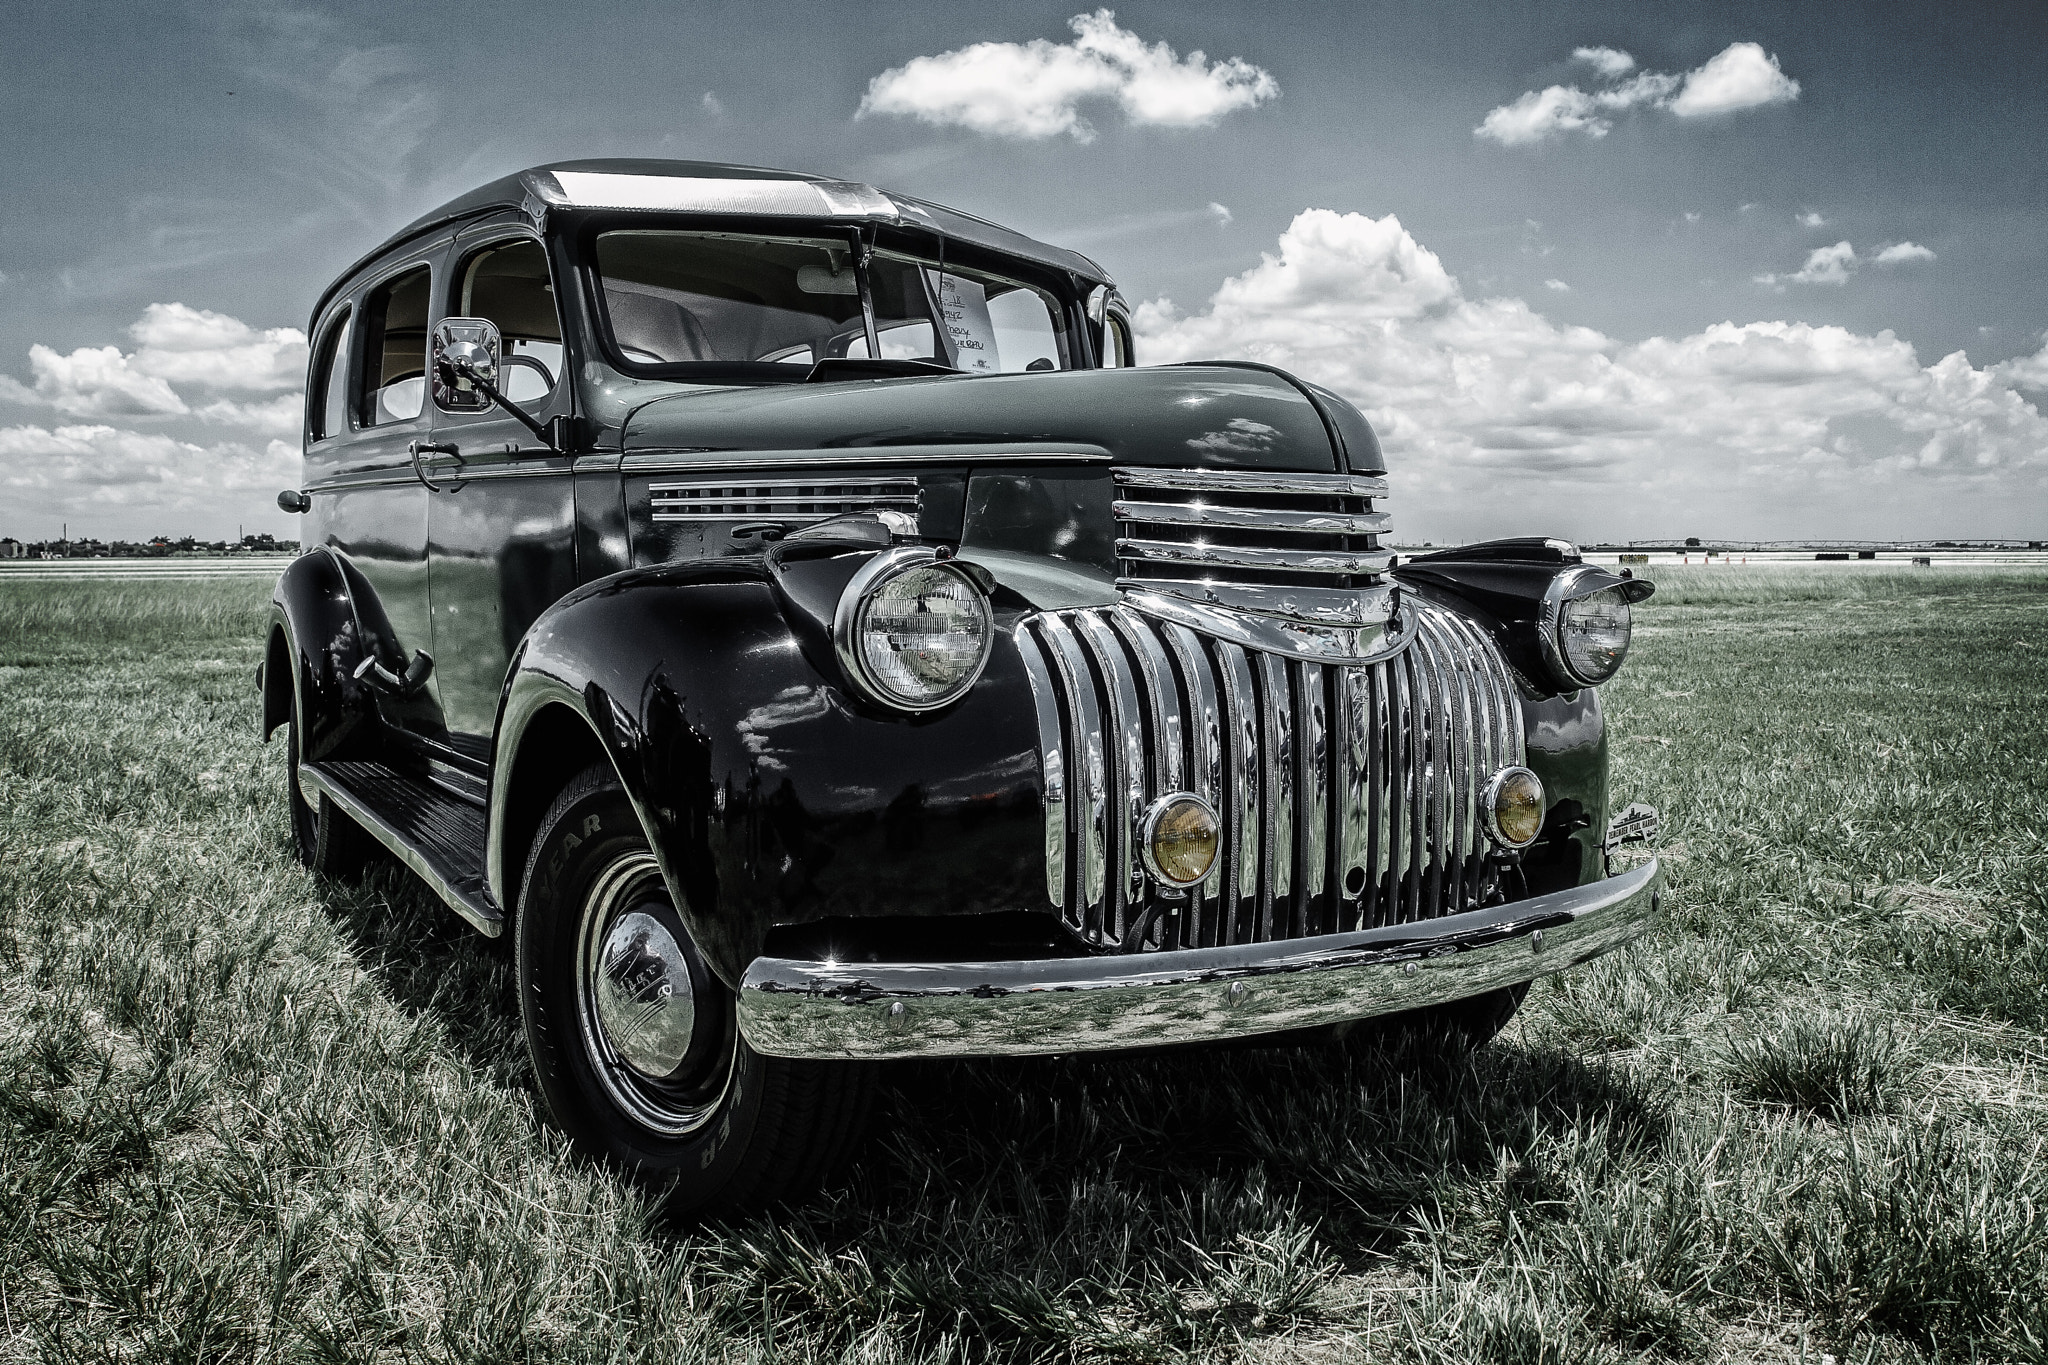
[737,861,1662,1059]
[1036,615,1108,934]
[1015,630,1067,912]
[1115,578,1396,628]
[1113,468,1391,499]
[1119,589,1404,665]
[1118,538,1395,576]
[622,447,1110,475]
[299,764,503,936]
[1112,501,1392,536]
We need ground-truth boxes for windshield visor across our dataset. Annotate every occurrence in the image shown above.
[593,230,1069,381]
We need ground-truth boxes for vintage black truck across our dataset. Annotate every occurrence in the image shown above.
[263,159,1660,1211]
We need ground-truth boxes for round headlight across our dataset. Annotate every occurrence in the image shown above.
[1560,587,1633,683]
[1481,766,1545,849]
[833,548,993,711]
[1540,568,1641,689]
[1140,793,1219,887]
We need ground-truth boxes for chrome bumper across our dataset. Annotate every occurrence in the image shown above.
[737,859,1661,1060]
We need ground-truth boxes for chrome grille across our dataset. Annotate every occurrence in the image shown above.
[1017,599,1526,950]
[1114,467,1393,627]
[650,476,920,523]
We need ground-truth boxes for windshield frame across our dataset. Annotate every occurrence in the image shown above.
[574,213,1082,386]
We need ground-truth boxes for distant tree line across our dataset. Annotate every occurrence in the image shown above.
[0,534,300,559]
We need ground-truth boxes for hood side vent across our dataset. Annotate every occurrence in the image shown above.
[651,476,920,525]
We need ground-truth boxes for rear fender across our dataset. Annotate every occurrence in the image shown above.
[262,548,389,761]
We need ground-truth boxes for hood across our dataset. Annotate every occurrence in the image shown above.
[619,364,1383,474]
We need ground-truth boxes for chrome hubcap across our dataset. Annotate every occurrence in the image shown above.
[574,850,733,1136]
[593,910,696,1078]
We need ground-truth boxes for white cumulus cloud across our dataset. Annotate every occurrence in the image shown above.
[1572,46,1636,78]
[1874,241,1936,266]
[1797,211,1828,227]
[128,302,308,392]
[0,423,297,527]
[858,8,1277,142]
[1478,42,1798,145]
[1134,208,2048,539]
[1667,41,1801,118]
[1756,239,1935,288]
[0,344,189,418]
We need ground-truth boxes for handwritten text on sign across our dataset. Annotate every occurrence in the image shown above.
[926,270,999,373]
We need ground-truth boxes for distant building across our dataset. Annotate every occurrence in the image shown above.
[0,538,23,559]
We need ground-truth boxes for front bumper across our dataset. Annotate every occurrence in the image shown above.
[738,859,1661,1059]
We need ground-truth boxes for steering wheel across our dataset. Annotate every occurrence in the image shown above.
[501,353,556,390]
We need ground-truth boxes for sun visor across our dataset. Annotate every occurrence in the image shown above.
[527,171,897,220]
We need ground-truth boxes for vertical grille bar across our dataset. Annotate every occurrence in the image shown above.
[1215,641,1261,944]
[1112,608,1188,948]
[1386,649,1411,924]
[1368,656,1390,928]
[1163,624,1223,947]
[1111,608,1185,796]
[1411,628,1442,921]
[1296,660,1330,938]
[1074,612,1148,941]
[1033,615,1108,938]
[1335,663,1371,931]
[1015,630,1066,911]
[1258,650,1294,942]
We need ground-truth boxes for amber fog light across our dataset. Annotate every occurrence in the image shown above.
[1141,793,1219,887]
[1481,766,1545,849]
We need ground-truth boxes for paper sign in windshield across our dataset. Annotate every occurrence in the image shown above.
[926,270,998,373]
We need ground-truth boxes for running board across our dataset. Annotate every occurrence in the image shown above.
[298,760,504,936]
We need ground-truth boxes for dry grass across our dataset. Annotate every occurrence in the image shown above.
[1,567,2044,1363]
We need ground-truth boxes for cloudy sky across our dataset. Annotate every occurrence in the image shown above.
[3,0,2044,544]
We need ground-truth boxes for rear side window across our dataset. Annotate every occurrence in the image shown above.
[360,266,430,426]
[309,308,351,440]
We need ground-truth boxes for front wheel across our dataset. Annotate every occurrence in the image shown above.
[286,716,369,878]
[515,764,873,1214]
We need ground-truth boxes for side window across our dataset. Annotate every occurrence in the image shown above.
[458,239,564,407]
[309,308,351,441]
[360,266,430,426]
[986,285,1061,372]
[1106,313,1135,368]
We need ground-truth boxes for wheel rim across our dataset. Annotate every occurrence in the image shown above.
[573,849,735,1136]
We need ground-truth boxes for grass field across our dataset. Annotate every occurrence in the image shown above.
[1,567,2044,1363]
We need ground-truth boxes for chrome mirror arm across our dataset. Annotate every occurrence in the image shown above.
[438,358,557,451]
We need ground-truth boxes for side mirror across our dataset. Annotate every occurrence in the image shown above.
[431,317,502,413]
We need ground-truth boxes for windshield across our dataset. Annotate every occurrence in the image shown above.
[592,229,1069,381]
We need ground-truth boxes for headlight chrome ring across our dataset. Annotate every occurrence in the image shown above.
[1138,792,1220,888]
[1539,564,1641,689]
[832,546,994,712]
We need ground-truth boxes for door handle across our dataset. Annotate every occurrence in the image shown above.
[407,439,459,492]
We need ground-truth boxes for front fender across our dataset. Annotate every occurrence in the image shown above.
[490,561,1050,987]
